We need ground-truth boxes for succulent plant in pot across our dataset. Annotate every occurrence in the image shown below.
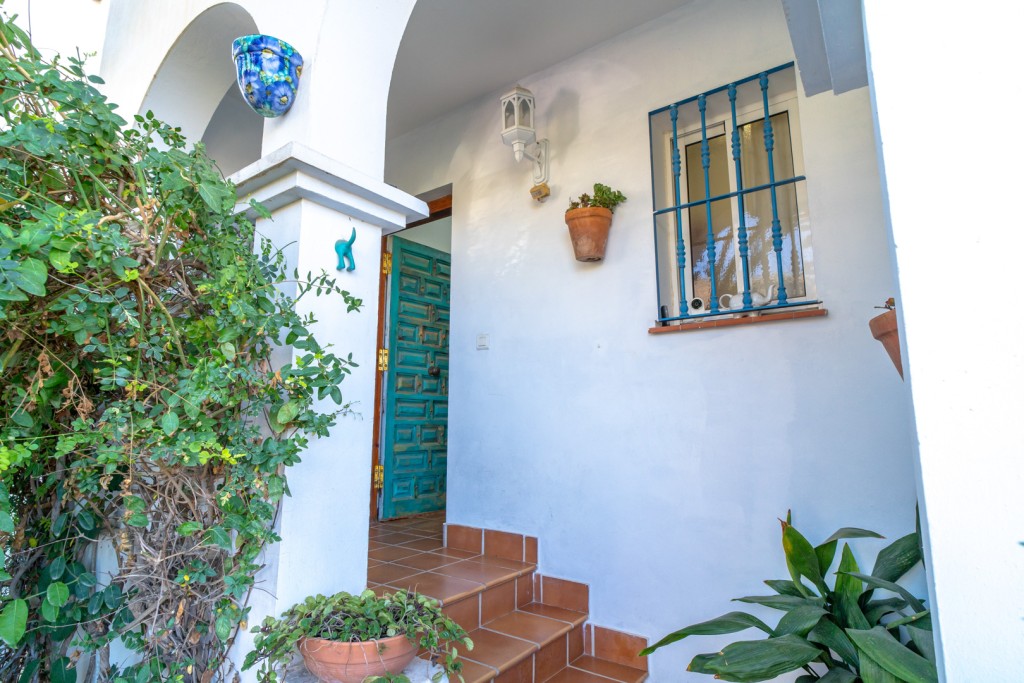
[641,511,936,683]
[243,589,473,683]
[564,182,627,262]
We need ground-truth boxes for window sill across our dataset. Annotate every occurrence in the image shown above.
[648,305,827,335]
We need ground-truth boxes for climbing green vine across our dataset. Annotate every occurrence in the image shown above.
[1,12,358,682]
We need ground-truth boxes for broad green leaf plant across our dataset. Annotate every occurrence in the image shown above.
[1,11,359,682]
[641,512,936,683]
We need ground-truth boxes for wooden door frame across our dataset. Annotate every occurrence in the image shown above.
[369,194,452,520]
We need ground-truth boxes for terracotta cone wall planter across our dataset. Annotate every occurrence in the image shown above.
[565,207,613,262]
[299,634,417,683]
[869,309,903,379]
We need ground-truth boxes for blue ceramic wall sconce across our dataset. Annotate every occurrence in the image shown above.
[335,228,356,272]
[232,34,303,118]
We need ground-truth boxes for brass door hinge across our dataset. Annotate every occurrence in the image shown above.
[372,464,384,490]
[381,252,392,275]
[377,348,389,372]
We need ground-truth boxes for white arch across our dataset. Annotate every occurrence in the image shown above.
[138,3,261,151]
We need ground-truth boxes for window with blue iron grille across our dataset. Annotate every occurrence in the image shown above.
[649,63,820,324]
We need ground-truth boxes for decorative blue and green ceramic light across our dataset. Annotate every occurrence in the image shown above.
[232,34,303,118]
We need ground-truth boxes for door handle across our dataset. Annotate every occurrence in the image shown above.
[427,366,441,377]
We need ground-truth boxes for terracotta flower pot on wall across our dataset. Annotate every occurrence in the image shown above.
[298,634,417,683]
[869,308,903,379]
[564,206,613,262]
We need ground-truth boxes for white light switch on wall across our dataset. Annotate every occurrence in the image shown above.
[476,334,489,350]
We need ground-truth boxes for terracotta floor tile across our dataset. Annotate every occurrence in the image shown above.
[461,628,536,674]
[485,611,571,647]
[375,531,425,545]
[520,603,587,627]
[435,560,520,587]
[384,571,483,605]
[430,547,480,561]
[474,555,535,575]
[399,536,445,552]
[367,562,420,585]
[369,545,423,562]
[571,656,648,683]
[394,551,461,572]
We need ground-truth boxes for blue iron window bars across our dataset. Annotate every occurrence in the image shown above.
[649,63,820,324]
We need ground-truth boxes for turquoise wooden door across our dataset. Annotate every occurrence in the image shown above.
[380,237,450,519]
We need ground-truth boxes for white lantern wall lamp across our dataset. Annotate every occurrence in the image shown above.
[500,85,550,201]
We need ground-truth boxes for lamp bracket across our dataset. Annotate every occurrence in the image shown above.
[520,139,549,185]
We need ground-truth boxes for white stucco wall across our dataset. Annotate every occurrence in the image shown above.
[865,3,1024,681]
[386,0,919,679]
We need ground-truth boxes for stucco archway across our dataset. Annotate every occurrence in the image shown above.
[139,3,262,174]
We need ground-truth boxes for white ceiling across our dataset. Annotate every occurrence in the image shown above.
[387,0,696,140]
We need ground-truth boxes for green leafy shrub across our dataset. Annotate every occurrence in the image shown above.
[567,183,627,213]
[0,12,358,682]
[243,589,473,683]
[641,512,936,682]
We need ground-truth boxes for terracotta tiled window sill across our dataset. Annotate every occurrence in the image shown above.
[648,305,827,334]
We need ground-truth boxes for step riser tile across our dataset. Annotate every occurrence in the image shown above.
[539,576,589,613]
[446,524,484,554]
[535,635,568,683]
[493,655,533,683]
[485,529,526,562]
[517,574,534,608]
[444,594,481,632]
[481,580,517,624]
[590,625,648,672]
[568,625,584,662]
[570,655,648,683]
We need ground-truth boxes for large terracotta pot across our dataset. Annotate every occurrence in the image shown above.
[564,207,613,262]
[298,634,417,683]
[869,309,903,379]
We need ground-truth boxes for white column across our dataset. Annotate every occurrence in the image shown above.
[226,143,427,678]
[864,3,1024,681]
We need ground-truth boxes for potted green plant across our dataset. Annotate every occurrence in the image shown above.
[870,297,903,379]
[641,512,937,683]
[243,589,473,683]
[564,182,627,262]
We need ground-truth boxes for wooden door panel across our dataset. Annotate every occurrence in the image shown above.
[381,237,451,519]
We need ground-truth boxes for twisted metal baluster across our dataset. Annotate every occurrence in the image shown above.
[759,72,788,304]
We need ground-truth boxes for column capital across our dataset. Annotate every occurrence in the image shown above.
[229,142,428,233]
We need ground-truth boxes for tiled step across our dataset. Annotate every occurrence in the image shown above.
[366,515,647,683]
